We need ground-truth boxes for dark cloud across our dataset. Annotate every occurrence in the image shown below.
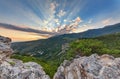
[0,23,55,36]
[0,22,80,37]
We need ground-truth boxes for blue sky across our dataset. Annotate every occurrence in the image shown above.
[0,0,120,41]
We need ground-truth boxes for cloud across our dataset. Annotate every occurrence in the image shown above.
[75,17,82,23]
[57,10,66,18]
[50,2,58,14]
[42,1,60,29]
[74,24,95,32]
[0,27,49,42]
[0,21,80,37]
[102,18,112,25]
[0,21,82,37]
[88,19,93,23]
[55,19,59,22]
[55,17,82,34]
[64,19,67,22]
[57,24,78,34]
[0,23,55,36]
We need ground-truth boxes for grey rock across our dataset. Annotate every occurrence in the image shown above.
[0,36,13,61]
[0,36,50,79]
[54,54,120,79]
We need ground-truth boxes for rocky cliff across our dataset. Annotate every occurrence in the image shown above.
[0,36,50,79]
[54,54,120,79]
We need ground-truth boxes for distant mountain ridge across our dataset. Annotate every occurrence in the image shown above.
[11,23,120,59]
[53,23,120,38]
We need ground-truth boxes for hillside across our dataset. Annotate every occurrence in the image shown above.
[12,23,120,60]
[63,33,120,60]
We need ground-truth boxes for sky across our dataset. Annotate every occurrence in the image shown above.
[0,0,120,42]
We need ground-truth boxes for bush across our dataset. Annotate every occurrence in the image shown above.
[65,39,106,59]
[65,38,120,59]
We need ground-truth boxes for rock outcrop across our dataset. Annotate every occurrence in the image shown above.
[54,54,120,79]
[0,36,13,61]
[0,36,50,79]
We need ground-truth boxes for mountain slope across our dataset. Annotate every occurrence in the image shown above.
[64,33,120,60]
[12,23,120,60]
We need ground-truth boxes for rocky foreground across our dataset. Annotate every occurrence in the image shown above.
[54,54,120,79]
[0,35,120,79]
[0,36,50,79]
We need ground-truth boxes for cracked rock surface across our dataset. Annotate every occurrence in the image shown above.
[54,54,120,79]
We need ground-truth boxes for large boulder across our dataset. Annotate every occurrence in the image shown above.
[0,60,50,79]
[54,54,120,79]
[0,36,50,79]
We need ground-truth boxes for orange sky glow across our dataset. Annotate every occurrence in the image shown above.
[0,28,48,42]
